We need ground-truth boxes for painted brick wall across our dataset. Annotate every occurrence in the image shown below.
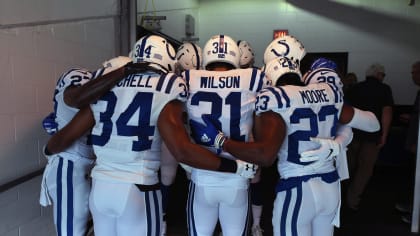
[0,1,119,186]
[0,176,55,235]
[0,1,119,235]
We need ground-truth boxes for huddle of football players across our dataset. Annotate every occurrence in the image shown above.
[40,33,380,236]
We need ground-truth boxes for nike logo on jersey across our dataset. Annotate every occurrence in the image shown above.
[320,71,329,75]
[327,149,334,158]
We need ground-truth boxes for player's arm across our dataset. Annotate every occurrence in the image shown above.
[339,104,380,132]
[189,111,285,167]
[301,104,379,162]
[64,66,128,108]
[158,100,254,176]
[300,124,353,162]
[64,61,157,108]
[223,111,285,166]
[44,107,95,155]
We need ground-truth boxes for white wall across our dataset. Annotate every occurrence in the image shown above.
[143,0,420,105]
[0,0,120,186]
[0,176,55,236]
[137,0,200,41]
[0,0,121,233]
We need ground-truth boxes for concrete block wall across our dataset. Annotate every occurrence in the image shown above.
[0,0,120,235]
[0,176,55,236]
[0,1,119,186]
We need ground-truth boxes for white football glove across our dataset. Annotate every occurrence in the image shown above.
[300,137,340,163]
[235,160,258,179]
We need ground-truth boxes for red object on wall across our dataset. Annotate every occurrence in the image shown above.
[273,30,289,39]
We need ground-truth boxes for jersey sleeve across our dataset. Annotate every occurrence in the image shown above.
[255,86,291,115]
[249,68,272,93]
[156,73,188,103]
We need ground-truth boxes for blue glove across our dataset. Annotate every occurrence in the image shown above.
[189,115,227,150]
[42,112,58,135]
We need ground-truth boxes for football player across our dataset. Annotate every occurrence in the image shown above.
[301,57,355,181]
[160,41,202,235]
[263,37,354,181]
[86,36,183,236]
[183,34,270,236]
[189,57,380,236]
[44,35,257,236]
[40,56,133,236]
[237,39,264,236]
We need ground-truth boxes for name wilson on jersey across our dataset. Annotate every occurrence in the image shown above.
[199,76,240,89]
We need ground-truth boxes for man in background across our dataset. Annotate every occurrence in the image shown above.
[395,60,420,223]
[346,63,394,210]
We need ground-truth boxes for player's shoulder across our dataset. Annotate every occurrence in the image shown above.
[305,82,331,90]
[56,68,92,89]
[154,72,187,95]
[304,68,338,84]
[258,85,317,109]
[259,84,301,96]
[156,71,184,85]
[61,68,91,79]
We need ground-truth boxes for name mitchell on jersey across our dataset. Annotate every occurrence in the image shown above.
[117,74,153,88]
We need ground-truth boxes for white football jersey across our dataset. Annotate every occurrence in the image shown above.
[184,68,270,188]
[255,83,344,178]
[90,72,188,185]
[54,68,94,160]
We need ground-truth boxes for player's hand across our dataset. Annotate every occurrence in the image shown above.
[299,137,340,162]
[236,159,258,179]
[189,115,227,150]
[42,112,58,135]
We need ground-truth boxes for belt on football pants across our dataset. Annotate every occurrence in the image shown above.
[276,170,339,192]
